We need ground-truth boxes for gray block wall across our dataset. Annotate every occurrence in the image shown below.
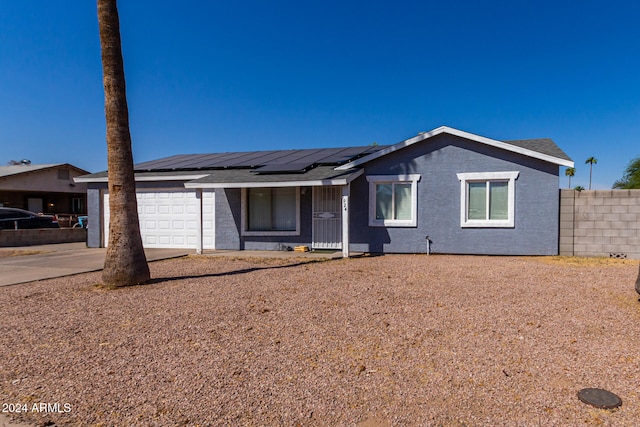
[0,228,86,247]
[559,189,640,259]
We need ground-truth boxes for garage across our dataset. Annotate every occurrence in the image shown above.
[103,189,214,249]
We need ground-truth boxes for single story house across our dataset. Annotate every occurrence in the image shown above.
[76,126,574,256]
[0,162,89,215]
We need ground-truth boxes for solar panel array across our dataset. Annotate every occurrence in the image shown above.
[134,146,386,173]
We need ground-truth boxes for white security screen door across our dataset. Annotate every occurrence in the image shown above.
[312,186,342,249]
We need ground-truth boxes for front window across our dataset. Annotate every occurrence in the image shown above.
[457,171,519,227]
[367,175,420,227]
[72,197,85,214]
[242,187,300,235]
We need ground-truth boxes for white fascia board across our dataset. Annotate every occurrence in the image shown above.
[444,127,575,167]
[187,178,348,189]
[185,169,363,189]
[73,174,209,183]
[335,126,574,170]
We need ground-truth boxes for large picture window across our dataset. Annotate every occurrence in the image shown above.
[367,175,420,227]
[242,187,300,235]
[457,172,519,228]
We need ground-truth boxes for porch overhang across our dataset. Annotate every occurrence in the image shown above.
[183,166,363,189]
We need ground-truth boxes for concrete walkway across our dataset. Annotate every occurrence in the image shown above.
[0,243,348,287]
[0,242,190,287]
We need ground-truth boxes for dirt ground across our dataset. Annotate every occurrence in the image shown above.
[1,254,639,426]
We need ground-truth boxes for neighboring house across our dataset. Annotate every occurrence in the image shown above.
[76,126,574,256]
[0,163,89,215]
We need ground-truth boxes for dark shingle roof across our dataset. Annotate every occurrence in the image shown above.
[504,139,572,162]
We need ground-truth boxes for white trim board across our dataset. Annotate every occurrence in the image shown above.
[367,174,421,227]
[457,171,519,228]
[75,174,209,183]
[185,169,364,189]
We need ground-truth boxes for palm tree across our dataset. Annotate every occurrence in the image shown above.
[585,157,597,190]
[565,167,575,189]
[97,0,150,287]
[612,156,640,189]
[636,264,640,297]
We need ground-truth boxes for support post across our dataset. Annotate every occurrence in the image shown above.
[196,188,203,254]
[341,184,350,258]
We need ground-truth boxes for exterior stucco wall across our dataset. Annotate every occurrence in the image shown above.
[348,133,561,255]
[215,188,241,250]
[86,187,103,248]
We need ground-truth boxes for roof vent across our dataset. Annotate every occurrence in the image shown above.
[20,159,31,165]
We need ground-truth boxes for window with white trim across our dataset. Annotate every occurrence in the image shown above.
[241,187,300,236]
[457,171,519,228]
[367,175,420,227]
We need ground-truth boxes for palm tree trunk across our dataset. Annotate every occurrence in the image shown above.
[589,164,593,190]
[636,263,640,296]
[98,0,150,286]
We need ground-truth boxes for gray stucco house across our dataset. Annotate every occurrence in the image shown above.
[76,126,574,256]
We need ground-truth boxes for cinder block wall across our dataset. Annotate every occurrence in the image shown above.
[0,228,86,247]
[559,189,640,259]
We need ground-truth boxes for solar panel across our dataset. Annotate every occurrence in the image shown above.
[134,154,196,170]
[222,150,289,167]
[134,145,388,172]
[251,163,312,173]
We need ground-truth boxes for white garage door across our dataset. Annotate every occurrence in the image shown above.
[104,189,204,249]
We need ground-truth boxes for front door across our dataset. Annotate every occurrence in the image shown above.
[312,186,342,249]
[27,198,44,213]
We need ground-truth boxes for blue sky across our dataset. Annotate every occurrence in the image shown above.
[1,1,638,189]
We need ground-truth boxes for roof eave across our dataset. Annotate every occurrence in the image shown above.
[74,173,209,183]
[0,163,91,179]
[184,169,364,189]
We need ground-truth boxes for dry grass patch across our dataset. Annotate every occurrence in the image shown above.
[0,249,49,258]
[535,255,639,267]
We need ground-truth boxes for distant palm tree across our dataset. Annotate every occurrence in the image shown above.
[565,167,575,189]
[585,157,597,190]
[98,0,150,287]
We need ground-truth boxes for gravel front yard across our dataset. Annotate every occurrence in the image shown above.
[1,254,639,426]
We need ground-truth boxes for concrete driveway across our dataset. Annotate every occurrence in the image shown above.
[0,242,190,287]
